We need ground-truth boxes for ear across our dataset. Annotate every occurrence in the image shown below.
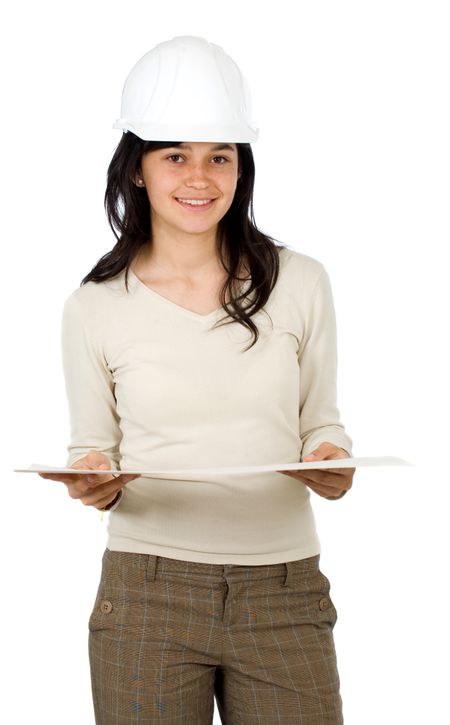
[131,170,143,186]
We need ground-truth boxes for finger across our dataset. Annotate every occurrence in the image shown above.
[307,481,345,497]
[92,491,121,509]
[82,467,117,485]
[117,473,141,484]
[304,470,344,484]
[278,470,344,485]
[304,472,353,491]
[82,474,139,502]
[85,473,138,486]
[38,472,78,478]
[38,472,81,484]
[85,474,115,486]
[303,442,339,458]
[278,470,353,496]
[318,466,355,475]
[79,481,122,506]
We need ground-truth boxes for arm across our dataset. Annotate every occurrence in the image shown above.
[298,265,353,459]
[61,291,123,473]
[297,266,354,499]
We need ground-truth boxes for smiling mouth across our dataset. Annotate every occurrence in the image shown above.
[175,197,217,210]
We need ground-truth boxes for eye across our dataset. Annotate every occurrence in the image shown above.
[165,155,229,164]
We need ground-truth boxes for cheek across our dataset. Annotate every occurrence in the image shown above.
[146,180,174,206]
[219,172,239,198]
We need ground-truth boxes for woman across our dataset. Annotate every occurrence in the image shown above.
[40,36,355,724]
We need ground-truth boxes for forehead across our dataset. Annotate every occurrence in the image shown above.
[169,142,237,153]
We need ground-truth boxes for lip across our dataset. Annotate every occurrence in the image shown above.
[175,197,217,211]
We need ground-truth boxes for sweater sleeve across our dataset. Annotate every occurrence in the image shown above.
[61,292,122,469]
[298,265,353,459]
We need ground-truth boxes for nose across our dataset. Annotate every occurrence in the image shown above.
[184,162,211,187]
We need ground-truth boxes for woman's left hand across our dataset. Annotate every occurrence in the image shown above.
[277,442,355,499]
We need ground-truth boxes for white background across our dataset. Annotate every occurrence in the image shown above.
[2,1,449,723]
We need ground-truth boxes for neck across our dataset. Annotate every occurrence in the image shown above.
[136,220,226,280]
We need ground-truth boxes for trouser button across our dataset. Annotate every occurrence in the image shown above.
[319,597,330,611]
[100,600,113,614]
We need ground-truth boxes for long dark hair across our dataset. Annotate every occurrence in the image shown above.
[80,132,290,351]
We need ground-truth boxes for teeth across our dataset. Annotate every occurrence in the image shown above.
[177,198,212,206]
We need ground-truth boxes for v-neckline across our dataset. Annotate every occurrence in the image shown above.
[128,266,248,322]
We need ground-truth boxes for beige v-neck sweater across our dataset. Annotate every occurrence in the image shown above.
[61,246,353,564]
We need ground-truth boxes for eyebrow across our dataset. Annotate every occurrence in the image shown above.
[170,143,236,153]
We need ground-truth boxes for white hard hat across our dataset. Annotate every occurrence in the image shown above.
[112,35,259,143]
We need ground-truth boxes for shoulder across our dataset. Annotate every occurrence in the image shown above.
[278,245,327,289]
[62,272,127,326]
[62,281,104,316]
[64,272,125,316]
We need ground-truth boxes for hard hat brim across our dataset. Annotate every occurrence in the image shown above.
[112,119,259,143]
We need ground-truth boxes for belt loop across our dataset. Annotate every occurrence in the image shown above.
[283,561,294,588]
[146,554,157,582]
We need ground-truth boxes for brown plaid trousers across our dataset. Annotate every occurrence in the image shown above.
[88,548,344,723]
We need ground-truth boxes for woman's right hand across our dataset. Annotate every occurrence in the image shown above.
[37,450,141,510]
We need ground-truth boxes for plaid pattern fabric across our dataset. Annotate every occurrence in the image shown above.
[88,548,344,723]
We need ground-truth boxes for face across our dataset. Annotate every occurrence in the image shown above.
[136,142,240,236]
